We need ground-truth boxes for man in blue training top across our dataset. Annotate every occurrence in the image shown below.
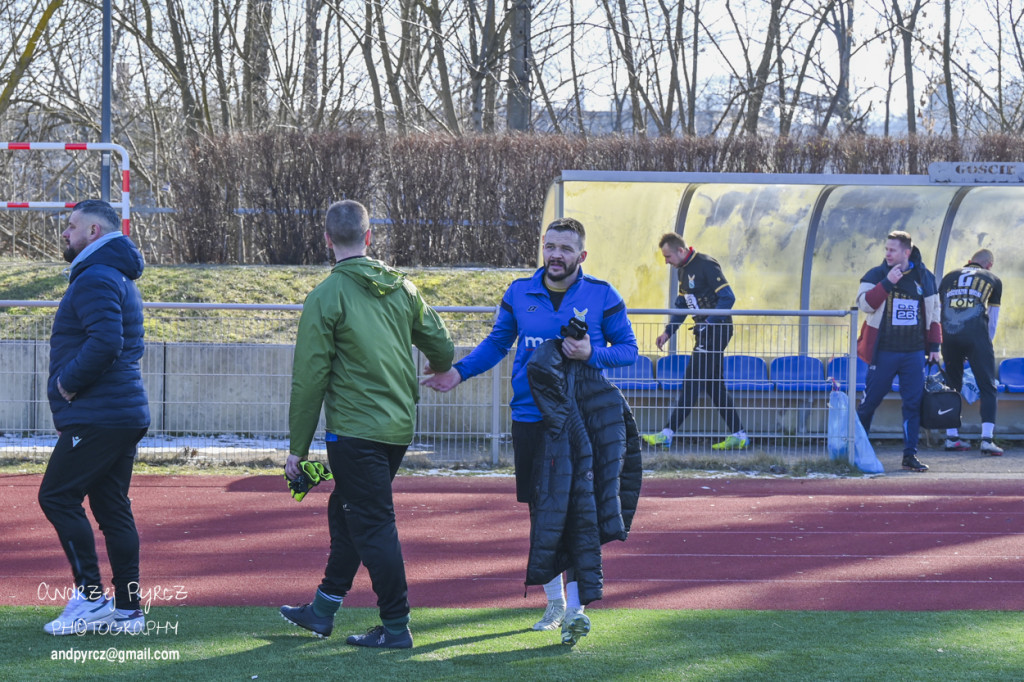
[421,217,637,644]
[642,233,748,451]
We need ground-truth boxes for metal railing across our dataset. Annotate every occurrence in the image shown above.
[0,301,860,465]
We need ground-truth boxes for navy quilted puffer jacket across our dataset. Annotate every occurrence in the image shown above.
[525,339,642,605]
[48,236,150,431]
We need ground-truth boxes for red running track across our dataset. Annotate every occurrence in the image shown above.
[2,474,1022,612]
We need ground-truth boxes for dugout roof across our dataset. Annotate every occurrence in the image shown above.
[542,168,1024,357]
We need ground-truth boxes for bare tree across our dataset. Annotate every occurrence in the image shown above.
[507,0,531,131]
[601,0,645,134]
[741,0,784,135]
[686,0,702,135]
[0,0,66,120]
[568,0,586,134]
[212,0,233,130]
[770,0,836,136]
[420,0,461,134]
[302,0,323,123]
[889,0,927,137]
[941,0,958,139]
[165,0,205,135]
[376,0,410,134]
[817,0,855,133]
[467,0,509,133]
[242,0,272,127]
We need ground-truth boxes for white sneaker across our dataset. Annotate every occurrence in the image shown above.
[560,607,591,646]
[531,600,566,631]
[980,440,1004,456]
[111,609,146,635]
[43,592,115,636]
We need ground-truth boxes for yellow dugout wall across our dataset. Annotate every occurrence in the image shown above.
[542,169,1024,359]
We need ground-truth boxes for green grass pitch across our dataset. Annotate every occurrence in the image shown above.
[2,606,1020,681]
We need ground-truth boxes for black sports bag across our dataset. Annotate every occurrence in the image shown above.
[920,363,962,430]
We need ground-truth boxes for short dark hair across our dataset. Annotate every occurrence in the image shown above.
[659,233,687,250]
[545,217,585,247]
[325,200,369,247]
[73,200,119,235]
[886,231,912,250]
[971,248,994,268]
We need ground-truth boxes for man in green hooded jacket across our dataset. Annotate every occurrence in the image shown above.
[280,200,454,649]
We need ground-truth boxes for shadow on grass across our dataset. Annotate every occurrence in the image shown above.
[3,605,1022,681]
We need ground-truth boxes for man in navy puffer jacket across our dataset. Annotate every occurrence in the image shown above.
[38,200,150,637]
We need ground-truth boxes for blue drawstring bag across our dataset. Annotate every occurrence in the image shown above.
[827,390,849,460]
[828,390,884,474]
[961,366,980,404]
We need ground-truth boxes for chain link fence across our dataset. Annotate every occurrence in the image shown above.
[0,302,860,466]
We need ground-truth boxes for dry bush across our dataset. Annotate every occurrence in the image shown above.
[153,132,1024,267]
[169,131,378,264]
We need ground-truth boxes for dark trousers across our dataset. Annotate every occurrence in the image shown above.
[942,334,998,424]
[511,420,546,504]
[38,425,147,610]
[319,436,409,623]
[666,325,743,434]
[858,350,925,457]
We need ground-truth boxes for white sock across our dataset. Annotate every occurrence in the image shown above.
[566,581,582,610]
[735,430,747,440]
[982,423,995,439]
[543,574,564,603]
[946,428,959,438]
[661,428,674,438]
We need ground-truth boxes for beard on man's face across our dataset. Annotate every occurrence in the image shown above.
[545,258,579,282]
[62,244,77,263]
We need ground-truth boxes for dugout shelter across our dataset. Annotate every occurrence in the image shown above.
[541,165,1024,360]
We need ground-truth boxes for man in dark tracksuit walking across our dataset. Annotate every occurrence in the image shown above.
[643,233,747,451]
[939,249,1003,455]
[855,231,942,472]
[39,200,150,636]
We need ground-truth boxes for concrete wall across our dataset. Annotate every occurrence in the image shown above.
[0,340,43,432]
[2,339,1022,440]
[0,341,514,438]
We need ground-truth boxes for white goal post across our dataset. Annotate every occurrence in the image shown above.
[0,142,131,234]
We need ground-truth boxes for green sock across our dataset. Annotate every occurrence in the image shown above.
[311,589,342,618]
[382,614,410,635]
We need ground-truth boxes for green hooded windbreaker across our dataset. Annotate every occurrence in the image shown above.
[289,257,454,455]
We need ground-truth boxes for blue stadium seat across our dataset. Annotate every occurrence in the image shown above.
[826,356,867,392]
[770,355,830,392]
[605,355,657,391]
[723,355,772,391]
[958,359,1006,393]
[998,358,1024,393]
[655,355,689,391]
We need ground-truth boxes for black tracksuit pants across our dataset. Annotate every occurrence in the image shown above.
[38,425,147,611]
[319,436,410,624]
[666,324,743,434]
[942,333,998,424]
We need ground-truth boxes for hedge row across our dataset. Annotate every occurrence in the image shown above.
[160,132,1024,266]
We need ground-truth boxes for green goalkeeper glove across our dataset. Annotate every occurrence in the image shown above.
[286,460,334,501]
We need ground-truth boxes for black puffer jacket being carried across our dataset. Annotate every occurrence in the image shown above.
[525,339,642,605]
